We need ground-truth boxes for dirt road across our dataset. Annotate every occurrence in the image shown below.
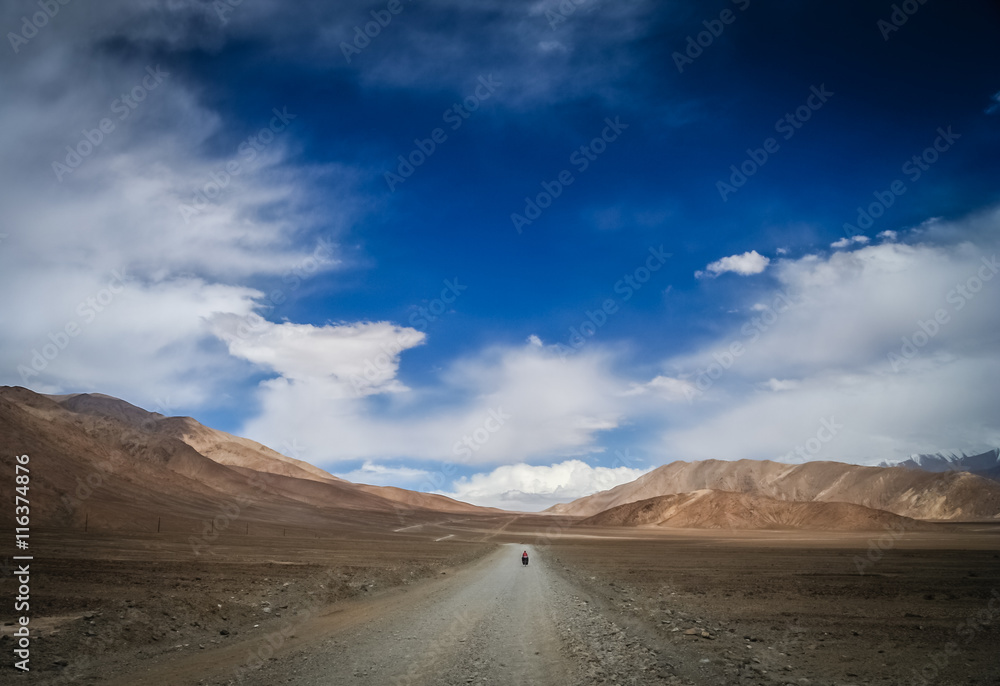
[106,542,650,686]
[235,543,582,685]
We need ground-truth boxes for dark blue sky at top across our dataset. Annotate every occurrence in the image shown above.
[169,0,1000,410]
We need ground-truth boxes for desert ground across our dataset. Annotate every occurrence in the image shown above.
[9,516,1000,686]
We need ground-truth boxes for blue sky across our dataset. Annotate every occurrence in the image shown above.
[3,0,1000,509]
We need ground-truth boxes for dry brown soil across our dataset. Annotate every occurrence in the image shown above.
[3,518,999,686]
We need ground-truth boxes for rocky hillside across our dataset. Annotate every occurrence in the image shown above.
[549,458,1000,521]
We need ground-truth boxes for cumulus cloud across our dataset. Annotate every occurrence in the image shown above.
[661,359,1000,465]
[622,375,697,403]
[336,461,431,486]
[8,271,263,407]
[237,339,627,466]
[211,317,425,398]
[830,235,870,249]
[653,218,1000,463]
[695,250,770,278]
[438,459,651,511]
[0,1,356,410]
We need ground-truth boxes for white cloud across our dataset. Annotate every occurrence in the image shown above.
[6,268,263,408]
[622,375,697,403]
[661,360,1000,465]
[211,317,425,398]
[696,250,770,278]
[336,461,431,486]
[830,235,870,249]
[654,221,1000,463]
[0,43,348,281]
[0,9,358,410]
[239,340,627,466]
[744,241,998,375]
[878,230,898,242]
[438,459,651,511]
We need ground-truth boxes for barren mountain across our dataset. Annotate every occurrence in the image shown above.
[549,458,1000,521]
[0,386,491,534]
[46,390,488,515]
[579,489,932,531]
[52,392,346,484]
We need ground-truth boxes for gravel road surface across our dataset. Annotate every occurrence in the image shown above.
[105,543,680,686]
[249,543,584,685]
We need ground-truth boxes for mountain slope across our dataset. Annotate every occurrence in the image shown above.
[53,393,344,485]
[48,391,491,514]
[579,490,933,531]
[549,458,1000,521]
[0,386,493,534]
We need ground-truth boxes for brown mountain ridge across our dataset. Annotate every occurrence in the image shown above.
[579,490,936,531]
[549,458,1000,522]
[7,385,999,535]
[0,386,495,536]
